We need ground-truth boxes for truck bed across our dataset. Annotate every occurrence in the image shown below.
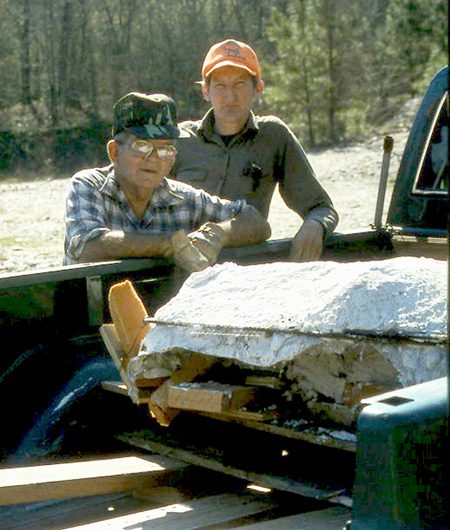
[0,448,351,530]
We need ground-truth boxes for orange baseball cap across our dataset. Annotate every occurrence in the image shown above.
[202,39,261,80]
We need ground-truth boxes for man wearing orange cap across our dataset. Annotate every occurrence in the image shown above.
[173,39,338,262]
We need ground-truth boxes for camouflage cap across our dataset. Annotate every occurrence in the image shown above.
[113,92,189,139]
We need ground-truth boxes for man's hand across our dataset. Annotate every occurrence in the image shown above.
[170,230,210,273]
[188,222,228,266]
[289,219,324,262]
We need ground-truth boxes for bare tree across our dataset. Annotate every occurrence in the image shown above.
[104,0,138,102]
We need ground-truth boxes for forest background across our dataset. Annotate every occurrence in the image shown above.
[0,0,447,177]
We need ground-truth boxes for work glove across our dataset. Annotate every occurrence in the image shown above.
[170,229,210,273]
[188,222,228,266]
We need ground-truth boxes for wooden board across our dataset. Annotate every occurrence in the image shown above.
[100,323,136,391]
[233,506,351,529]
[167,383,257,414]
[203,413,356,452]
[168,383,227,413]
[0,492,146,530]
[63,493,277,530]
[118,432,351,504]
[0,454,186,505]
[101,380,152,404]
[149,354,218,426]
[245,375,285,390]
[205,409,278,422]
[100,324,166,397]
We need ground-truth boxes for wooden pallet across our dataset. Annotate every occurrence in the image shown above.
[101,378,355,453]
[101,323,271,426]
[100,324,357,452]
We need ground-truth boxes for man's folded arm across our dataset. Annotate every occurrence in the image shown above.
[78,231,173,262]
[214,204,271,247]
[75,206,269,264]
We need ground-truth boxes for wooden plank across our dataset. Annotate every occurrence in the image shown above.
[100,324,166,393]
[100,323,134,390]
[233,506,351,529]
[168,383,227,413]
[0,492,143,530]
[0,454,186,505]
[149,354,217,426]
[167,383,257,414]
[100,380,152,404]
[64,493,277,530]
[117,432,350,503]
[208,409,278,422]
[245,375,285,390]
[202,412,356,452]
[100,380,129,397]
[230,386,259,409]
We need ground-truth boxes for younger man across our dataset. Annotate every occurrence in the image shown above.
[174,39,338,262]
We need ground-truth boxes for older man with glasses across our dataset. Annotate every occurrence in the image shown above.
[64,92,270,272]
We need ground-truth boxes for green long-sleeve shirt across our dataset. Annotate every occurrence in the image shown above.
[173,109,338,235]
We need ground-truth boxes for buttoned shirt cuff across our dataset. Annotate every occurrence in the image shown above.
[303,217,329,242]
[305,207,338,237]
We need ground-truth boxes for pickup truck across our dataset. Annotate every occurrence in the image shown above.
[0,66,447,529]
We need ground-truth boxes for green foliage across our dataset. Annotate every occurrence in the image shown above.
[0,0,447,173]
[264,0,448,146]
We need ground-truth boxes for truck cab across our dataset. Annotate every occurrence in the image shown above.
[388,66,448,234]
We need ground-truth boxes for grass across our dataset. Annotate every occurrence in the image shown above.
[0,168,71,184]
[0,235,41,250]
[0,236,20,246]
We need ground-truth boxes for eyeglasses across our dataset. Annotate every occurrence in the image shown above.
[125,139,177,161]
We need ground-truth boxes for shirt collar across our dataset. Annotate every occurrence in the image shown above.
[199,108,259,141]
[150,178,185,206]
[100,168,182,206]
[99,165,121,200]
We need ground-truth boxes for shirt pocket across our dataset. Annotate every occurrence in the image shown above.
[175,168,208,185]
[240,161,270,194]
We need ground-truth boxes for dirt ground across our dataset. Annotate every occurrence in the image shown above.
[0,130,409,276]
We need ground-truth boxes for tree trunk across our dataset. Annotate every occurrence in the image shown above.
[299,0,316,147]
[46,1,59,127]
[105,0,138,102]
[323,0,337,142]
[58,0,72,108]
[80,0,99,124]
[20,0,32,105]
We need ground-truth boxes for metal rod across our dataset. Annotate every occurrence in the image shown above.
[143,317,445,345]
[393,227,447,238]
[374,135,394,228]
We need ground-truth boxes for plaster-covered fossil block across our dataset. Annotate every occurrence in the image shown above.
[127,257,446,421]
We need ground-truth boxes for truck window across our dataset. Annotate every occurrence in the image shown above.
[412,93,448,195]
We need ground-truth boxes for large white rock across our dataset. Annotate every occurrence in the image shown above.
[128,257,447,408]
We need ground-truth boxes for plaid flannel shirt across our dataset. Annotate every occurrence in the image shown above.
[64,165,245,264]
